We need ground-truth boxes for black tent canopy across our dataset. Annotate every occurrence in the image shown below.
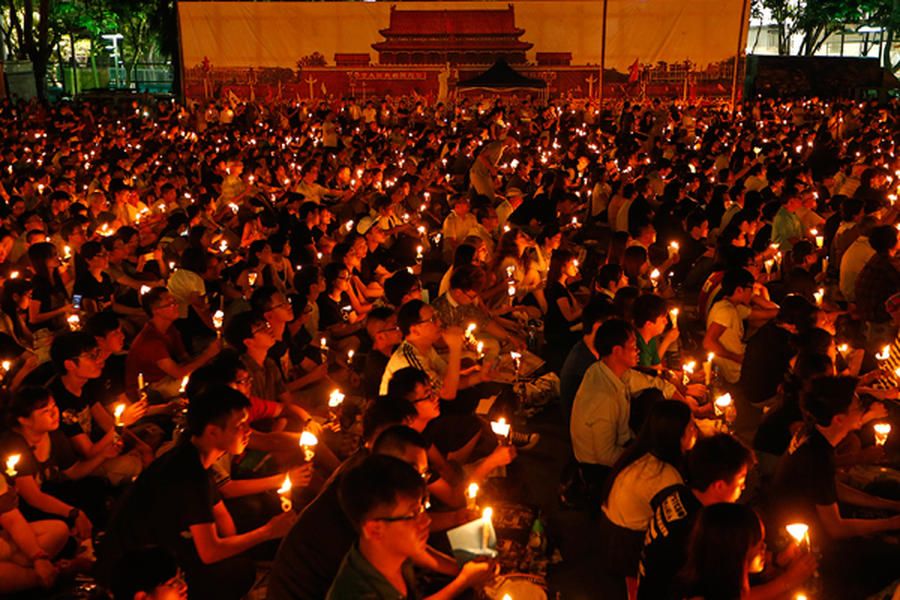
[456,59,547,93]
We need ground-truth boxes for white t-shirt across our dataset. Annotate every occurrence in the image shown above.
[603,454,683,531]
[706,298,751,384]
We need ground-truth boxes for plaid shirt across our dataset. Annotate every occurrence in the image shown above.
[855,253,900,323]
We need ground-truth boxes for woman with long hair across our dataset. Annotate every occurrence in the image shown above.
[599,400,696,585]
[543,249,584,371]
[26,242,71,334]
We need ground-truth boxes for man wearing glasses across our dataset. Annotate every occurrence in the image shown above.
[327,452,494,599]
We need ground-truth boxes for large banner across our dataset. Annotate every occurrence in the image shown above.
[179,0,748,102]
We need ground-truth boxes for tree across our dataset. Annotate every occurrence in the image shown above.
[108,0,157,85]
[2,0,54,98]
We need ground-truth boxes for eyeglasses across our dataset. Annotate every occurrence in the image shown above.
[269,301,291,311]
[414,315,437,326]
[251,321,272,335]
[411,387,437,404]
[234,374,251,387]
[372,498,430,522]
[156,300,179,310]
[376,325,401,335]
[79,348,103,362]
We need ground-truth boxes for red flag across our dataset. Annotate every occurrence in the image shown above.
[628,58,640,83]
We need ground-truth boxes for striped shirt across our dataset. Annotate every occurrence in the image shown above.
[379,340,447,396]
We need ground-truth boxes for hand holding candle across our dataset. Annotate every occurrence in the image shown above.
[669,307,679,329]
[328,389,345,408]
[482,507,494,549]
[786,522,810,552]
[491,417,511,444]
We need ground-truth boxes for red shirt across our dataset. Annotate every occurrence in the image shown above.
[125,321,188,397]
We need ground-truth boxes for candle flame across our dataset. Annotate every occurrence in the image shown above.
[482,506,493,522]
[785,523,809,544]
[114,403,126,424]
[467,482,479,499]
[299,431,318,447]
[715,393,733,408]
[6,454,21,475]
[277,474,292,495]
[876,345,891,361]
[328,389,345,408]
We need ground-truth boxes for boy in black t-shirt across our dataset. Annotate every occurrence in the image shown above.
[638,434,754,600]
[98,384,297,600]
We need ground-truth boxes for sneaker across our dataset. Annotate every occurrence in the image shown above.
[510,430,540,451]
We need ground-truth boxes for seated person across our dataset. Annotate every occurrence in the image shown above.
[125,287,220,401]
[0,463,69,594]
[632,293,679,369]
[97,384,297,600]
[770,375,900,598]
[362,307,402,400]
[49,331,146,485]
[327,453,494,599]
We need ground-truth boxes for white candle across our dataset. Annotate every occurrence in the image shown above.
[5,454,20,477]
[482,507,493,549]
[703,353,714,386]
[347,350,354,366]
[213,310,224,338]
[476,341,485,360]
[650,269,661,289]
[113,403,126,428]
[179,375,190,394]
[138,372,145,391]
[669,308,679,329]
[277,475,293,512]
[328,389,345,408]
[467,482,479,510]
[682,360,696,386]
[874,423,892,447]
[814,288,824,306]
[299,430,318,462]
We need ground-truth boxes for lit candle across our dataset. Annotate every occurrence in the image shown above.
[467,482,479,510]
[838,343,850,357]
[814,288,824,306]
[179,375,190,394]
[416,245,424,263]
[320,337,329,363]
[682,360,696,386]
[9,271,19,279]
[113,403,126,428]
[876,345,891,363]
[213,310,224,338]
[874,423,892,447]
[277,474,293,512]
[248,272,258,287]
[465,323,477,345]
[510,351,522,379]
[328,389,345,408]
[138,372,144,392]
[0,360,10,375]
[219,240,228,253]
[347,349,354,366]
[63,245,72,260]
[491,417,511,443]
[5,454,21,477]
[67,314,81,331]
[507,284,516,303]
[785,522,810,552]
[669,241,679,253]
[669,308,679,329]
[703,352,714,386]
[482,506,493,549]
[650,268,661,290]
[476,341,485,360]
[764,259,774,274]
[299,430,318,462]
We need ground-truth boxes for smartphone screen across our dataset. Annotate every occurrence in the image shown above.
[73,294,83,310]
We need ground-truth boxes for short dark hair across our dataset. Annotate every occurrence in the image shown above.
[387,367,430,400]
[362,396,418,442]
[372,425,429,457]
[84,311,121,339]
[869,225,898,254]
[50,331,99,374]
[801,375,859,427]
[186,383,250,437]
[720,268,754,296]
[596,263,623,289]
[593,318,634,358]
[384,271,420,307]
[223,309,264,352]
[632,293,668,329]
[141,286,171,316]
[249,285,280,313]
[338,454,426,531]
[397,299,428,337]
[582,296,614,333]
[186,349,245,397]
[686,434,755,492]
[7,386,52,428]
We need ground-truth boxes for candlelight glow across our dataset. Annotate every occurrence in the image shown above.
[491,417,511,438]
[786,523,810,548]
[876,345,891,361]
[114,403,126,427]
[328,389,345,408]
[5,454,21,477]
[874,423,892,446]
[278,474,293,512]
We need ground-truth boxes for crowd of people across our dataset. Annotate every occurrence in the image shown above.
[0,89,897,600]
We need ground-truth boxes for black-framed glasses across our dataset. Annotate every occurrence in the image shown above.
[372,498,429,522]
[251,321,272,335]
[79,348,103,362]
[411,387,437,404]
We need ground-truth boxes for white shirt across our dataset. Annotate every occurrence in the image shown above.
[706,298,751,384]
[570,361,632,466]
[379,340,447,396]
[603,454,683,531]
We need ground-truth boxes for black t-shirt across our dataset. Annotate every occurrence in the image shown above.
[74,271,115,311]
[737,323,794,406]
[770,428,837,543]
[317,294,349,331]
[49,376,97,442]
[637,484,703,600]
[98,441,220,578]
[363,349,390,400]
[268,451,367,600]
[0,429,78,488]
[31,273,68,331]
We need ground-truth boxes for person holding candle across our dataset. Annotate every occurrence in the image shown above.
[704,268,777,386]
[770,375,900,598]
[97,384,297,600]
[327,454,494,600]
[770,193,806,252]
[0,451,69,593]
[837,215,876,303]
[125,288,221,402]
[26,242,73,334]
[633,294,679,369]
[542,250,585,372]
[48,332,147,485]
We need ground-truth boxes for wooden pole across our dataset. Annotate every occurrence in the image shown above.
[730,0,751,112]
[599,0,609,108]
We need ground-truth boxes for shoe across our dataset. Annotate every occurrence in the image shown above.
[510,430,540,451]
